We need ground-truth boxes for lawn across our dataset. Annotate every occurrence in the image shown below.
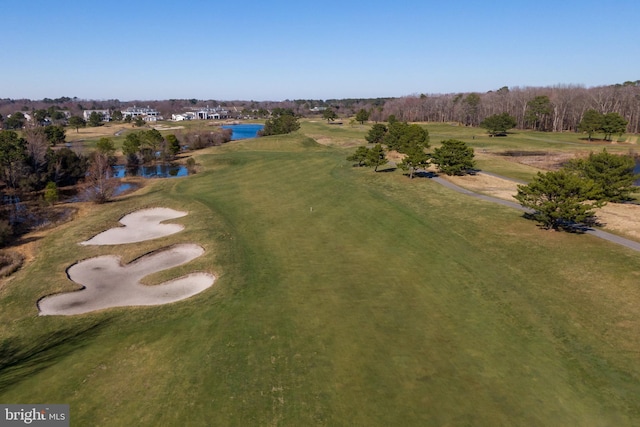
[1,127,640,425]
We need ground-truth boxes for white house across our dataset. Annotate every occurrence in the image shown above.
[83,109,111,122]
[123,106,161,121]
[171,113,195,121]
[190,105,229,120]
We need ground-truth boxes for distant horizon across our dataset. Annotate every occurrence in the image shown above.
[3,79,636,104]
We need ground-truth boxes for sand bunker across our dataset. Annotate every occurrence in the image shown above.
[81,208,187,245]
[39,207,215,315]
[38,244,215,316]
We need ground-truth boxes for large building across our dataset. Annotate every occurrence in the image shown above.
[83,109,111,122]
[123,106,162,122]
[170,105,229,121]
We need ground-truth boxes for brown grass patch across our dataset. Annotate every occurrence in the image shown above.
[386,150,405,163]
[444,173,519,201]
[66,124,131,141]
[0,250,24,277]
[444,173,640,241]
[497,151,577,170]
[309,135,362,147]
[597,203,640,241]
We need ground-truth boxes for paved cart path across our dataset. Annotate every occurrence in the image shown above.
[430,174,640,253]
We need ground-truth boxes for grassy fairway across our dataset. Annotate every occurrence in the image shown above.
[2,130,640,425]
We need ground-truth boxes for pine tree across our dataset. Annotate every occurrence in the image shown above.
[514,170,604,230]
[431,139,475,175]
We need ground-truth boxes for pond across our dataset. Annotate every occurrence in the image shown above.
[112,164,188,178]
[635,160,640,185]
[113,182,137,196]
[222,124,264,140]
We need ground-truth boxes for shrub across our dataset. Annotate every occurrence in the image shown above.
[43,181,59,205]
[0,250,23,277]
[186,157,197,174]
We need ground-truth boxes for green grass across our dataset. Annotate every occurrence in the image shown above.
[2,128,640,425]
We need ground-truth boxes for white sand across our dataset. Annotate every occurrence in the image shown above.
[81,207,188,245]
[38,244,215,316]
[39,207,216,316]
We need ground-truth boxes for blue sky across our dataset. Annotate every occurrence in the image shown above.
[2,0,638,101]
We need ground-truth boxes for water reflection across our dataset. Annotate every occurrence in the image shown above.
[112,164,188,178]
[114,183,135,196]
[222,124,264,140]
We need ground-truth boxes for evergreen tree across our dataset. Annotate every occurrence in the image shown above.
[68,116,86,133]
[365,123,387,144]
[355,109,370,125]
[88,111,105,127]
[4,112,26,130]
[96,137,116,157]
[525,96,553,131]
[479,113,517,136]
[398,142,430,179]
[322,108,338,122]
[366,144,387,172]
[111,110,123,121]
[166,134,181,157]
[134,116,145,127]
[260,111,300,136]
[44,125,66,146]
[600,112,628,141]
[514,170,603,230]
[578,110,604,141]
[0,130,27,188]
[346,146,370,167]
[45,148,87,187]
[43,181,59,205]
[564,150,638,202]
[383,122,429,153]
[122,132,141,157]
[431,139,475,175]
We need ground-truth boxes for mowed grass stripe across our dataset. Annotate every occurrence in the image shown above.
[173,144,640,424]
[2,136,640,425]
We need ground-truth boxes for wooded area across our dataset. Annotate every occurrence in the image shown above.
[373,83,640,133]
[2,81,638,134]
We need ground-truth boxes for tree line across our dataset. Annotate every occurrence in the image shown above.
[2,80,637,134]
[373,82,640,134]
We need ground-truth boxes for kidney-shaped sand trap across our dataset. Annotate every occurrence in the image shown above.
[81,207,188,245]
[38,244,215,316]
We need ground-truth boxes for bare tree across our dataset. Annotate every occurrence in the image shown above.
[23,127,48,169]
[85,152,117,204]
[22,127,49,189]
